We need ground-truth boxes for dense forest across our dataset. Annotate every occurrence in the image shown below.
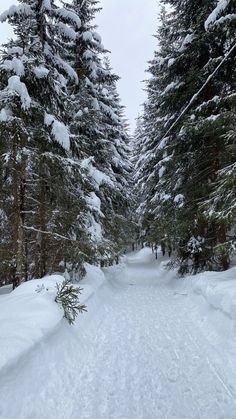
[0,0,236,288]
[0,0,134,287]
[134,0,236,275]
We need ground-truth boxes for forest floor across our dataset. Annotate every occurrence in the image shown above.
[1,248,236,419]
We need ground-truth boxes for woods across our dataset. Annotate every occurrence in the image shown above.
[134,0,236,274]
[0,0,133,286]
[0,0,235,287]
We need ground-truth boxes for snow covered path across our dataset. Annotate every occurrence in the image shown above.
[1,249,236,419]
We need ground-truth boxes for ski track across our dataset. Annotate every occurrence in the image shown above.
[1,251,236,419]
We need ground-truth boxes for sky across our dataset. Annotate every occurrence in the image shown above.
[97,0,159,131]
[0,0,159,131]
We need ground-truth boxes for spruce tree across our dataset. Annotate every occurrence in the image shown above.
[0,0,132,286]
[134,0,236,273]
[0,0,90,284]
[62,0,132,265]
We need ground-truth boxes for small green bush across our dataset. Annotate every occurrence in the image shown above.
[55,280,87,325]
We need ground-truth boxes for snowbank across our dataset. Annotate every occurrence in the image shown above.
[0,275,64,372]
[191,267,236,320]
[0,264,106,373]
[79,262,106,303]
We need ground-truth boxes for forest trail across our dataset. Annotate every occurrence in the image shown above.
[1,249,236,419]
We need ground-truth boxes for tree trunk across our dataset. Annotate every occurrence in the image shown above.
[217,223,230,271]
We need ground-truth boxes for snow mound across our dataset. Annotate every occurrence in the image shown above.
[127,247,154,264]
[79,263,106,303]
[0,275,64,372]
[0,264,106,373]
[192,267,236,320]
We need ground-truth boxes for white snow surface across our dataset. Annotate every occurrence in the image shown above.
[0,264,105,375]
[1,249,236,418]
[0,275,64,373]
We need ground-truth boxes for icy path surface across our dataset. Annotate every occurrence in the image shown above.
[1,249,236,419]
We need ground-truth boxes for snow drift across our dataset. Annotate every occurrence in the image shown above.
[192,267,236,320]
[0,264,106,373]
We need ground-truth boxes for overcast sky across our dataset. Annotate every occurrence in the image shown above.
[0,0,159,131]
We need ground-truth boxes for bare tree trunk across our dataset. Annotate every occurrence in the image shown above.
[16,153,27,286]
[39,177,47,278]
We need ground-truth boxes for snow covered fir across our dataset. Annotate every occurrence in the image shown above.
[0,0,236,418]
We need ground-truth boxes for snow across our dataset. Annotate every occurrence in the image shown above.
[83,49,93,60]
[159,165,165,178]
[3,57,25,77]
[0,4,33,23]
[157,137,168,150]
[40,0,52,11]
[54,54,79,83]
[7,47,23,56]
[82,31,93,41]
[91,97,100,110]
[56,8,81,29]
[161,80,184,96]
[179,33,195,52]
[0,275,64,372]
[82,262,106,293]
[174,193,185,207]
[33,66,49,79]
[45,113,70,151]
[86,192,103,216]
[7,75,31,110]
[58,22,77,41]
[206,113,221,122]
[87,214,103,242]
[192,268,236,321]
[93,32,102,43]
[0,108,12,122]
[2,249,236,418]
[81,157,114,188]
[213,13,236,26]
[168,58,176,67]
[0,264,106,374]
[205,0,231,30]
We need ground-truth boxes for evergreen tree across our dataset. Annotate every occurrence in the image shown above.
[0,0,132,286]
[0,0,91,284]
[62,0,132,265]
[135,0,236,273]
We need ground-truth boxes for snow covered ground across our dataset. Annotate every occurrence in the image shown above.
[0,263,106,373]
[1,248,236,418]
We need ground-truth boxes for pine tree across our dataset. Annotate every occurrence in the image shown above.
[61,0,132,265]
[0,0,132,286]
[0,0,89,284]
